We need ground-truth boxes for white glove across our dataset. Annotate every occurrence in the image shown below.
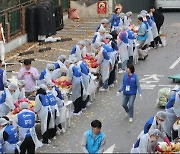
[139,94,142,100]
[117,92,120,96]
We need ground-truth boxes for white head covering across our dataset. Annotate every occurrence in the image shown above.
[141,12,147,18]
[69,55,78,64]
[115,26,122,32]
[122,26,129,31]
[64,59,72,66]
[18,80,26,86]
[20,102,29,109]
[39,84,48,91]
[173,91,180,117]
[31,86,40,92]
[46,81,55,87]
[0,118,9,126]
[126,11,132,16]
[8,83,18,91]
[98,27,106,33]
[78,40,86,46]
[156,111,166,120]
[46,63,55,71]
[105,34,113,39]
[58,55,66,61]
[140,10,148,14]
[84,40,92,45]
[137,14,143,19]
[149,129,161,137]
[101,19,109,24]
[94,42,102,49]
[119,13,125,18]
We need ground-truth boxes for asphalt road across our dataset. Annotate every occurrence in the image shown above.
[5,12,180,153]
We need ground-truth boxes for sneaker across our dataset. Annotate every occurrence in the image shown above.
[48,139,51,144]
[73,112,81,116]
[118,70,126,74]
[129,118,133,123]
[86,102,92,106]
[82,108,87,111]
[114,80,118,84]
[53,136,56,140]
[60,128,66,133]
[109,84,114,88]
[99,87,109,92]
[158,44,162,47]
[56,130,61,136]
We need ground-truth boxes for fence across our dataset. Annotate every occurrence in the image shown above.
[0,0,62,42]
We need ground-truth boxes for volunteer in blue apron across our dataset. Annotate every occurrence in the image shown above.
[118,64,142,123]
[39,63,55,85]
[109,8,122,32]
[131,129,164,153]
[71,41,86,61]
[0,60,7,95]
[137,15,148,60]
[77,60,90,111]
[34,86,54,144]
[54,55,67,70]
[117,26,129,73]
[13,80,26,102]
[0,117,19,154]
[82,40,92,58]
[46,83,60,139]
[94,42,110,92]
[96,19,109,32]
[103,34,117,87]
[46,81,66,135]
[127,28,135,65]
[0,83,17,117]
[92,27,106,46]
[65,58,84,116]
[81,120,106,153]
[13,102,42,153]
[124,12,132,27]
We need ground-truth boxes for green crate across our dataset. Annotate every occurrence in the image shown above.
[8,8,21,36]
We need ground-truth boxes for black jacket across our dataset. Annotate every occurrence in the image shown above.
[153,10,164,28]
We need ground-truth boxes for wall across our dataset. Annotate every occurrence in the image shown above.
[70,0,113,18]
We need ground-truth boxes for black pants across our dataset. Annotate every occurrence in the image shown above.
[149,41,155,48]
[42,112,51,144]
[127,56,133,66]
[82,95,90,109]
[154,36,162,45]
[108,65,116,85]
[73,84,83,113]
[20,136,35,154]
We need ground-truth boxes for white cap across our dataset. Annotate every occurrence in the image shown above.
[149,129,161,137]
[94,42,102,49]
[58,55,66,61]
[64,59,72,66]
[0,118,9,126]
[119,13,125,18]
[140,10,148,14]
[137,14,143,19]
[20,102,29,109]
[78,40,86,46]
[140,12,147,18]
[46,63,55,71]
[101,19,109,24]
[115,26,122,32]
[98,27,106,33]
[39,84,48,91]
[46,81,55,87]
[105,34,113,39]
[156,111,166,120]
[31,86,40,92]
[8,83,18,91]
[18,80,26,86]
[126,11,132,16]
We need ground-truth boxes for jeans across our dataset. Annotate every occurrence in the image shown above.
[103,79,109,89]
[122,94,136,118]
[122,60,127,71]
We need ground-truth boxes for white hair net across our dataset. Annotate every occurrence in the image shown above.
[126,11,132,16]
[122,26,129,31]
[98,27,106,33]
[149,129,161,137]
[31,86,40,92]
[93,42,102,49]
[39,84,48,91]
[46,63,55,71]
[18,80,26,86]
[20,102,29,109]
[140,10,148,14]
[105,34,113,39]
[64,60,72,66]
[156,111,166,120]
[8,83,18,91]
[58,55,66,61]
[115,26,122,32]
[69,56,77,64]
[119,13,125,18]
[101,19,109,24]
[46,81,55,87]
[0,118,9,126]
